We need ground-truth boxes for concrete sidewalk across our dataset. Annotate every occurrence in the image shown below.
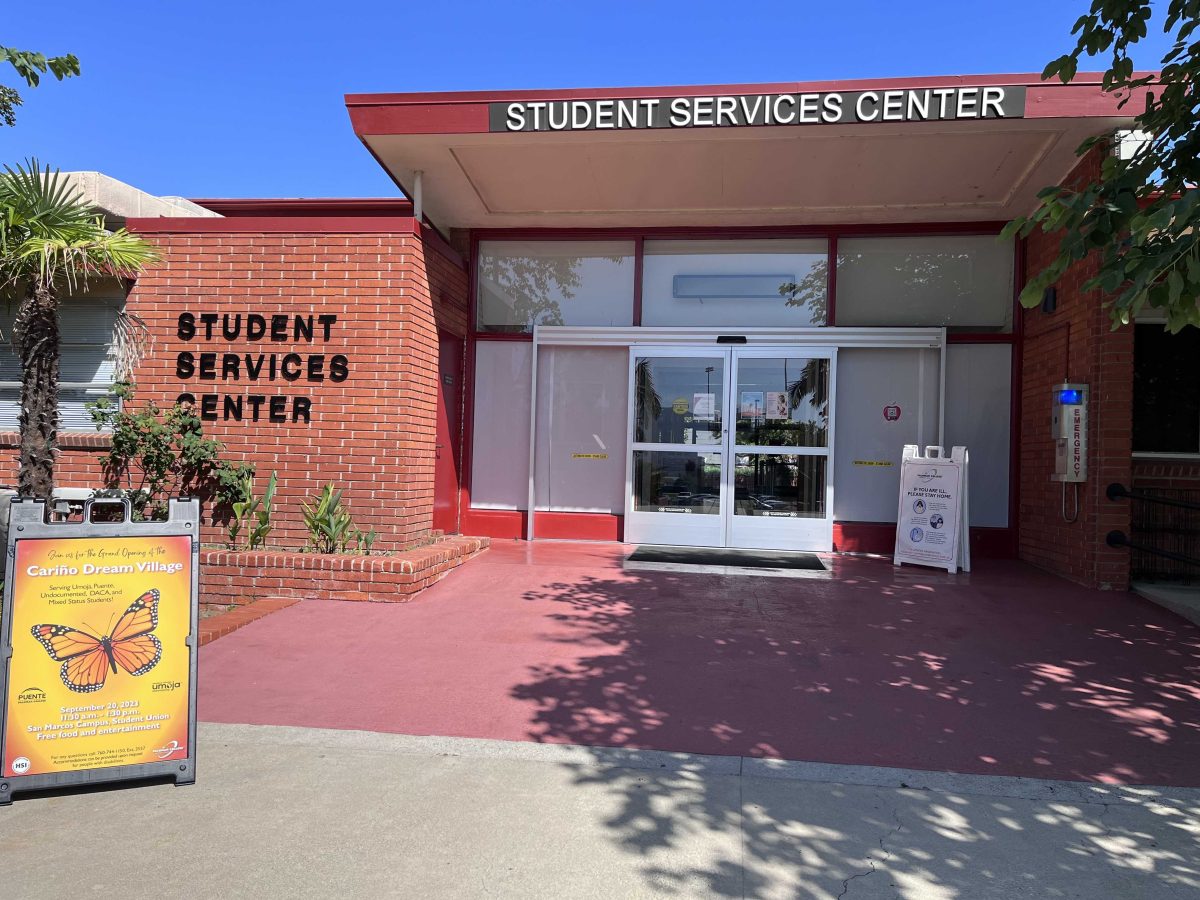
[3,724,1199,899]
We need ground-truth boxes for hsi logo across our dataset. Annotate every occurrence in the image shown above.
[17,687,46,704]
[152,680,181,693]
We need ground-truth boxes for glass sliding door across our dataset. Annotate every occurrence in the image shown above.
[625,348,728,547]
[727,349,835,550]
[624,345,836,551]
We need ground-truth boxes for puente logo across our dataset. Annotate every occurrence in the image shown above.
[17,687,46,704]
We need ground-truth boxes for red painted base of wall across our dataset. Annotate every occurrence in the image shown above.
[461,509,1016,557]
[200,536,489,604]
[459,510,624,542]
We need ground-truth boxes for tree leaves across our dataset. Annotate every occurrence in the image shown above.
[1012,0,1200,332]
[0,45,79,127]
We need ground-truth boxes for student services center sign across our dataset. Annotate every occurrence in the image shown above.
[491,86,1026,132]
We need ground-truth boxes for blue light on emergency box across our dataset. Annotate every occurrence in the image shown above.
[1057,389,1083,405]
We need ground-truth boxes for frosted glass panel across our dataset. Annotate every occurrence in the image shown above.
[534,347,628,513]
[642,239,827,326]
[836,235,1014,331]
[944,344,1011,527]
[470,342,532,509]
[833,349,941,523]
[477,240,635,333]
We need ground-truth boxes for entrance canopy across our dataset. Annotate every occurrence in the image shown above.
[346,73,1139,230]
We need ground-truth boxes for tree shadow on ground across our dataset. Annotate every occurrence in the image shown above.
[509,559,1200,896]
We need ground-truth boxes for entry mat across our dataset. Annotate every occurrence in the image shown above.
[626,546,827,570]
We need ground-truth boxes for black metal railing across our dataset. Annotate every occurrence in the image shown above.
[1107,482,1200,581]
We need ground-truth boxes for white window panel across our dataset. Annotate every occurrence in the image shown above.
[944,344,1012,527]
[642,239,828,327]
[477,240,636,333]
[833,348,940,523]
[836,235,1014,331]
[470,341,532,509]
[533,346,628,513]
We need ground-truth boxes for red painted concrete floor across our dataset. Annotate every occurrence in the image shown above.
[198,542,1200,786]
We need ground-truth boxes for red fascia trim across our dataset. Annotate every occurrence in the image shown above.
[346,73,1139,137]
[467,222,1010,242]
[349,102,489,136]
[192,198,413,217]
[126,216,420,234]
[1024,83,1148,119]
[345,72,1108,107]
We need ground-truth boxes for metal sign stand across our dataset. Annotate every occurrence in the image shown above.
[0,497,200,805]
[893,445,971,574]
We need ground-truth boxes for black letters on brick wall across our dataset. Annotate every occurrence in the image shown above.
[173,312,350,425]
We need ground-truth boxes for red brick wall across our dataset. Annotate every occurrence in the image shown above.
[1,219,469,551]
[1018,146,1134,590]
[0,433,107,493]
[1131,458,1200,491]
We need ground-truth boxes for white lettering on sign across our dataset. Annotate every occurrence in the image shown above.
[492,87,1025,132]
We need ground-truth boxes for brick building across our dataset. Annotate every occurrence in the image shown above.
[6,72,1193,591]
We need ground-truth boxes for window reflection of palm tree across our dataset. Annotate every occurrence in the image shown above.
[634,359,663,442]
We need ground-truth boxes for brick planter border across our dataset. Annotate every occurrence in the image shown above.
[200,536,489,605]
[200,597,301,645]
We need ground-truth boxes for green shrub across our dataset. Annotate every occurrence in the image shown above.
[301,482,377,554]
[87,383,251,521]
[228,470,277,549]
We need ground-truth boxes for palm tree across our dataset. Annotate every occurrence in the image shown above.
[0,160,158,498]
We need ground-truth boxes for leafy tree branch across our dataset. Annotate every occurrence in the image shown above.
[1003,1,1200,331]
[1,44,80,127]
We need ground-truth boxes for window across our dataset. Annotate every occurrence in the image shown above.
[476,240,636,333]
[1134,324,1200,454]
[0,291,123,431]
[836,235,1014,332]
[470,341,532,508]
[534,346,627,513]
[642,239,828,326]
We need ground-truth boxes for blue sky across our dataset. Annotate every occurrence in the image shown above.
[0,1,1176,199]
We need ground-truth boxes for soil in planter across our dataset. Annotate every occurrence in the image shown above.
[200,603,238,619]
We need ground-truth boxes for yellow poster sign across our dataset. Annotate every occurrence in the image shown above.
[3,535,193,778]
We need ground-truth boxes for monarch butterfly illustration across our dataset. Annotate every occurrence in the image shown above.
[30,589,162,694]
